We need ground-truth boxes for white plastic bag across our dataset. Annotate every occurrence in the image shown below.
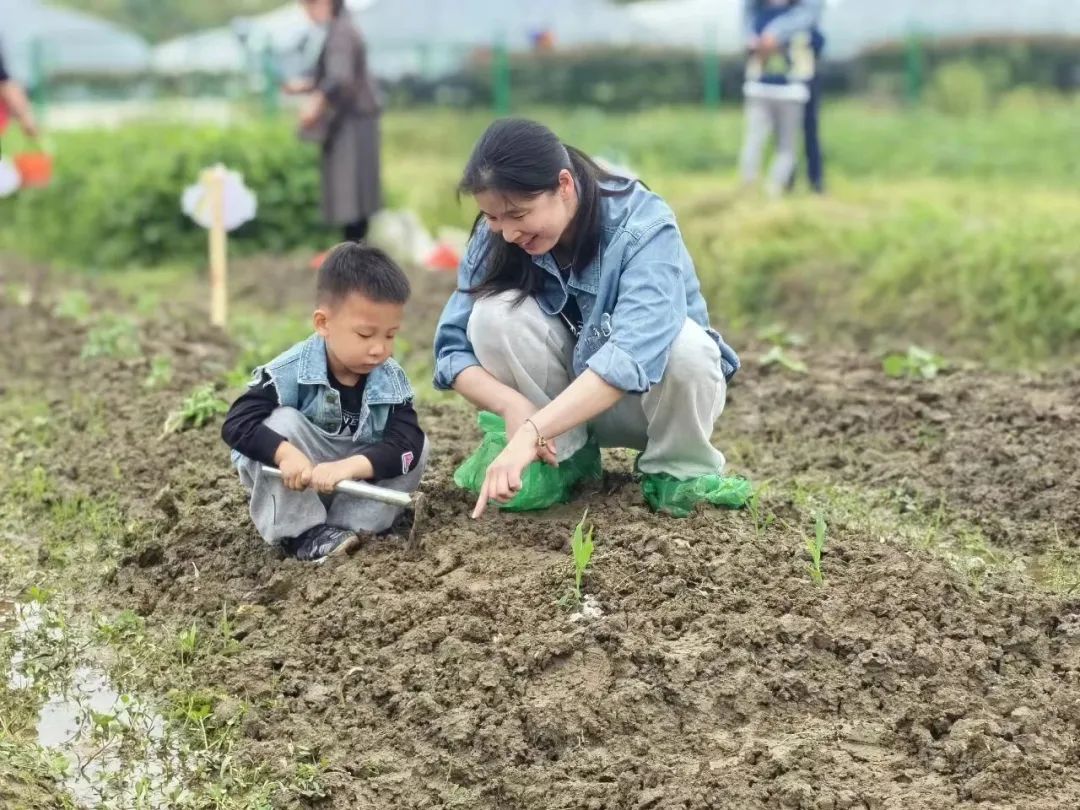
[0,158,21,198]
[181,167,257,232]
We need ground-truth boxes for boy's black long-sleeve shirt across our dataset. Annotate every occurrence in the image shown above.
[221,370,424,481]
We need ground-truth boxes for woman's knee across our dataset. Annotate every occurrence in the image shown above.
[467,291,548,357]
[663,323,725,391]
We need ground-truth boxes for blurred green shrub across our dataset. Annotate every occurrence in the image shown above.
[927,61,993,116]
[0,121,328,267]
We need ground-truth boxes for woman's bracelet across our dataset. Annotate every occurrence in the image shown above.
[524,418,547,448]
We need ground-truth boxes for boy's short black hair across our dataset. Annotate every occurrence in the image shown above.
[316,243,411,306]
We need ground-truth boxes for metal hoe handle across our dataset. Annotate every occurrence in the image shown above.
[260,465,413,509]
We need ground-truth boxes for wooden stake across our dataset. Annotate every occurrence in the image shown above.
[207,165,228,328]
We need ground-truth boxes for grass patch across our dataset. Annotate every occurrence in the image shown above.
[4,102,1080,366]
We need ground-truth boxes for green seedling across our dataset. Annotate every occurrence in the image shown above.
[747,483,776,538]
[758,324,808,374]
[162,384,228,435]
[143,355,174,390]
[8,284,33,307]
[758,323,806,349]
[292,757,330,799]
[53,290,92,323]
[217,602,241,654]
[89,710,120,740]
[806,513,827,586]
[177,621,199,665]
[133,291,161,317]
[761,345,808,374]
[95,609,145,645]
[26,584,53,605]
[883,345,948,380]
[81,315,141,361]
[224,363,256,389]
[571,509,595,602]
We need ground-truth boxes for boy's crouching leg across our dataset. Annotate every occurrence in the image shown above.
[263,406,321,448]
[236,457,329,548]
[326,437,430,535]
[236,407,331,547]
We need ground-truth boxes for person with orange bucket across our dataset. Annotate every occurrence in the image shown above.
[0,46,51,190]
[0,47,40,141]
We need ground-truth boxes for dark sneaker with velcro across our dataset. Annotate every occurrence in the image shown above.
[295,525,361,562]
[280,526,320,557]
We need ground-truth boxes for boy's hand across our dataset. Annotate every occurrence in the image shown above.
[275,444,314,491]
[311,459,359,495]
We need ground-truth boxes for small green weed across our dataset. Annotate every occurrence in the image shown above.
[9,465,51,505]
[7,284,33,307]
[26,584,53,605]
[883,345,948,380]
[53,290,92,322]
[96,609,145,645]
[80,315,141,361]
[571,510,595,602]
[758,323,806,349]
[761,345,808,374]
[216,602,241,655]
[806,514,827,586]
[163,384,228,434]
[759,324,807,374]
[143,355,174,390]
[291,753,330,799]
[177,622,199,665]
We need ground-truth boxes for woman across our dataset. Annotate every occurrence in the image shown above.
[741,0,826,194]
[287,0,381,242]
[434,119,745,519]
[739,0,817,197]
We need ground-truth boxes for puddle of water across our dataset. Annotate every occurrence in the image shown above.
[6,599,49,690]
[5,599,185,808]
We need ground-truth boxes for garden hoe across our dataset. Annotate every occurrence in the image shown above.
[260,466,428,551]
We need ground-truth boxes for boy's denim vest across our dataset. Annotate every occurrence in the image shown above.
[230,333,414,466]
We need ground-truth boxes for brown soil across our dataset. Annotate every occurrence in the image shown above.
[3,254,1080,809]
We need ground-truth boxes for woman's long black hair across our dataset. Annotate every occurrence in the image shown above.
[459,118,634,300]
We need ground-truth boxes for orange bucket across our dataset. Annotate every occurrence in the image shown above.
[426,242,461,272]
[14,152,53,188]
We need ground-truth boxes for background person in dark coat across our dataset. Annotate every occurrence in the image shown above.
[287,0,382,242]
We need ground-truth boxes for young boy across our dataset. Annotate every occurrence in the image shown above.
[222,244,428,562]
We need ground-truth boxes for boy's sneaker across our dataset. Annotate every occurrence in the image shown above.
[292,525,361,562]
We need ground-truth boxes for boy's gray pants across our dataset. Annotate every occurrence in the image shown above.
[467,292,728,480]
[235,407,428,545]
[739,95,807,196]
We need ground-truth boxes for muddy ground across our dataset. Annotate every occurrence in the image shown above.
[2,254,1080,809]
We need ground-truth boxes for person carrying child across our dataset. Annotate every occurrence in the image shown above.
[738,0,819,197]
[433,118,750,520]
[222,244,427,561]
